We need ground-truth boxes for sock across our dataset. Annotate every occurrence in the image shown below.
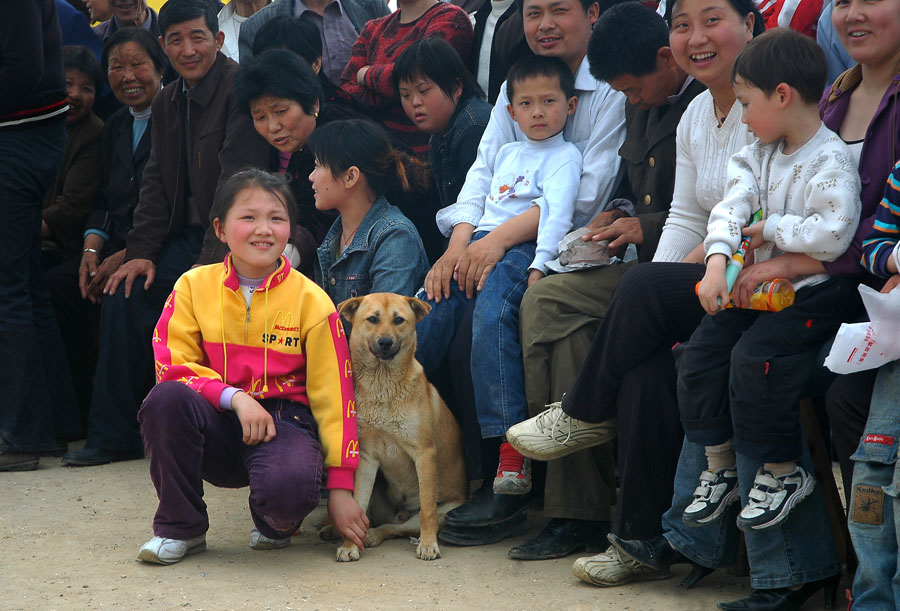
[705,439,736,472]
[480,437,502,482]
[764,461,797,477]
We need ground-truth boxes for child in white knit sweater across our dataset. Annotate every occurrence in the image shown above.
[678,28,861,531]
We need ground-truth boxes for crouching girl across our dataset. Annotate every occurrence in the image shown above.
[137,169,367,565]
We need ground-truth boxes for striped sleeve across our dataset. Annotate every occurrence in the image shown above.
[152,276,230,407]
[304,311,358,490]
[861,162,900,278]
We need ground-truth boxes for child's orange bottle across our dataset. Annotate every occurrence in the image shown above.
[748,279,795,312]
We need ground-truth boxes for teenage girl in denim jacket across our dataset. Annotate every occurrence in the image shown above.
[310,119,429,305]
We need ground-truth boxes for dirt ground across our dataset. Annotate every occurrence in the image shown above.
[1,449,844,611]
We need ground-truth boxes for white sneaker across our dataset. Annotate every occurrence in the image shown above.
[506,402,616,461]
[682,468,739,527]
[137,535,206,565]
[249,527,291,550]
[736,466,815,531]
[571,545,672,587]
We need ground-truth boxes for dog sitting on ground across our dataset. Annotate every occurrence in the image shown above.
[329,293,467,561]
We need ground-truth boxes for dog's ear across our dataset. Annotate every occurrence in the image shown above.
[337,296,364,323]
[406,296,431,322]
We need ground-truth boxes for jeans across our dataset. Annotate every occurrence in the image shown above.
[0,120,78,452]
[139,381,324,540]
[416,233,535,437]
[86,229,203,452]
[848,360,900,609]
[663,438,841,589]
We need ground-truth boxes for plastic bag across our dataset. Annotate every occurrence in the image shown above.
[824,284,900,374]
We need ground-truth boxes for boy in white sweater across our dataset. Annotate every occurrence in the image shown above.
[435,56,581,286]
[677,28,860,531]
[418,55,581,495]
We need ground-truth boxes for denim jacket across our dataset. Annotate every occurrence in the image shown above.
[315,196,429,305]
[429,95,492,208]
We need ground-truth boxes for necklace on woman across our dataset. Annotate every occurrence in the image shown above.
[341,227,358,250]
[713,100,728,127]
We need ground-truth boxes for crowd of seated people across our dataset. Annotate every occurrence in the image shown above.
[4,0,900,607]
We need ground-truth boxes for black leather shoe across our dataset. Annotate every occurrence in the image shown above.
[608,533,688,571]
[0,452,39,472]
[444,484,538,528]
[717,573,841,611]
[62,446,144,467]
[507,518,610,560]
[438,513,528,546]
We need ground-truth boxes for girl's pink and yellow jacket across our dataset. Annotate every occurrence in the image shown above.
[152,255,358,490]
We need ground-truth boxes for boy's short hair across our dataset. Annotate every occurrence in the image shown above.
[159,0,219,39]
[588,2,670,83]
[63,45,104,93]
[506,55,575,102]
[732,28,826,105]
[251,16,322,65]
[393,37,484,102]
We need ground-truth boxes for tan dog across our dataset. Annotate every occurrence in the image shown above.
[333,293,467,562]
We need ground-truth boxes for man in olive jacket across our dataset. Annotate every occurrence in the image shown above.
[63,0,269,467]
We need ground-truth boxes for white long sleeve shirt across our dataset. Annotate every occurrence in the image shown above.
[440,55,626,235]
[438,131,581,273]
[653,91,754,262]
[705,122,861,289]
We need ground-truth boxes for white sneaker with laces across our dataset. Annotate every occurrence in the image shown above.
[137,534,206,565]
[249,527,291,550]
[571,545,672,587]
[506,402,616,461]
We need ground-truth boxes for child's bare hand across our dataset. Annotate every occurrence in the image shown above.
[732,257,791,308]
[328,489,369,549]
[741,220,767,252]
[698,255,729,315]
[425,241,466,302]
[456,235,506,298]
[231,392,276,445]
[527,269,544,288]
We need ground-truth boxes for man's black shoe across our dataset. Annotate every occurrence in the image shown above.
[508,518,610,560]
[62,446,144,467]
[438,514,528,546]
[0,452,40,472]
[607,533,688,571]
[444,484,538,528]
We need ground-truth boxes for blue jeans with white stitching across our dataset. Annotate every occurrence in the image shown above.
[848,360,900,609]
[415,232,535,438]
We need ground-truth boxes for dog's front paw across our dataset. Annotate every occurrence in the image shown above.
[416,541,441,561]
[336,542,360,562]
[364,528,385,548]
[318,524,338,542]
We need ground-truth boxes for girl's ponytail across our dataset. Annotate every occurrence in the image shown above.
[388,148,429,194]
[308,119,430,196]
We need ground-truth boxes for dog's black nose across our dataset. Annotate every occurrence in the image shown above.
[377,337,394,351]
